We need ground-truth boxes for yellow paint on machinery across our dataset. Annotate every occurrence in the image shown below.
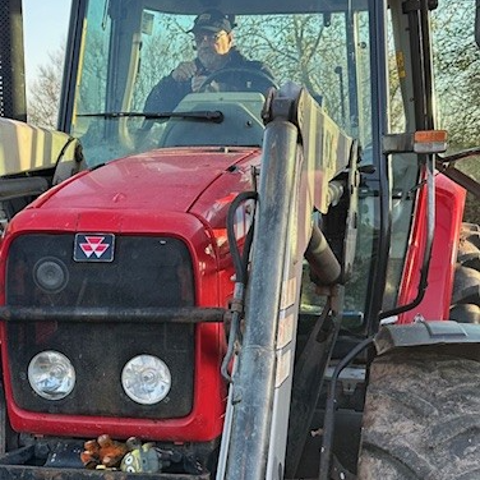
[0,117,78,176]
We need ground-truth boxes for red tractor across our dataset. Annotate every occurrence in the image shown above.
[0,0,479,479]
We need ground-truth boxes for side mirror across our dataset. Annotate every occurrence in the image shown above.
[476,0,480,48]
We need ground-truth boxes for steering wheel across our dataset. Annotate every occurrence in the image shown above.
[197,67,279,93]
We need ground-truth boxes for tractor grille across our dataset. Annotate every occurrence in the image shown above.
[5,234,195,418]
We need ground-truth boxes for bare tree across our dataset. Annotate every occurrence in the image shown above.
[432,1,480,148]
[27,45,65,129]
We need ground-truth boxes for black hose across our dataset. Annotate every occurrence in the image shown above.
[226,191,258,284]
[378,160,434,320]
[221,191,258,382]
[318,336,374,480]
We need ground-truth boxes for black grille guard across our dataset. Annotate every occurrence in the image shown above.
[0,306,227,323]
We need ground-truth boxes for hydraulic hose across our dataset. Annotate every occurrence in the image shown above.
[221,191,258,382]
[226,191,258,285]
[305,223,342,286]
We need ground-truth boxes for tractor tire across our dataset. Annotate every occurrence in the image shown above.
[450,223,480,324]
[357,351,480,480]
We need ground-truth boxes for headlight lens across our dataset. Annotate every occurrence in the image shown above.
[33,258,69,293]
[121,355,171,405]
[28,351,76,400]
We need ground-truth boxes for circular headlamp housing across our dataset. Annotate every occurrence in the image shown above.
[28,351,76,400]
[121,355,171,405]
[33,258,69,293]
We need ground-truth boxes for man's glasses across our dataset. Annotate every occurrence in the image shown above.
[193,31,227,44]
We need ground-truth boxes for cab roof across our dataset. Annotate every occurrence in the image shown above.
[143,0,368,15]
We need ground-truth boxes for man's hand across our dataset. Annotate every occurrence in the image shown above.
[172,61,198,82]
[171,60,220,93]
[191,75,208,92]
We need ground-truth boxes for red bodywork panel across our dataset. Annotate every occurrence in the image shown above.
[397,174,466,323]
[0,147,261,441]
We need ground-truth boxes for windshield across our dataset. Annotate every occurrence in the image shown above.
[69,0,372,166]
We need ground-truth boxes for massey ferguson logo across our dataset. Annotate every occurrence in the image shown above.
[74,234,115,262]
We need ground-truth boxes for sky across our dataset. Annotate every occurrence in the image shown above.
[22,0,72,87]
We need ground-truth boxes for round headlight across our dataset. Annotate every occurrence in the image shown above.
[33,258,69,293]
[28,351,75,400]
[121,355,171,405]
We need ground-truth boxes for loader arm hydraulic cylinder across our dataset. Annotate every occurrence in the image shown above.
[218,84,356,480]
[223,119,299,479]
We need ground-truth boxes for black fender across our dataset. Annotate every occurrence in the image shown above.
[374,320,480,361]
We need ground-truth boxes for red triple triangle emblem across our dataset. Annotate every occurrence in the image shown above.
[79,236,110,258]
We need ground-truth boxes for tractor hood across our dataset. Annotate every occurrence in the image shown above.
[37,147,259,214]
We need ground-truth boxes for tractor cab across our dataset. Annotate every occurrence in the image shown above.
[62,0,373,164]
[0,0,479,479]
[60,0,455,326]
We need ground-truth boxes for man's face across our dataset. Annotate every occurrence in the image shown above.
[194,29,233,70]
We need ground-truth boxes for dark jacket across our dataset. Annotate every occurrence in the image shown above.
[144,48,274,112]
